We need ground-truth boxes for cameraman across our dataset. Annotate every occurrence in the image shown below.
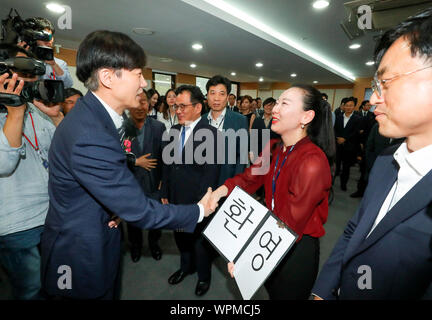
[21,17,73,88]
[0,44,63,300]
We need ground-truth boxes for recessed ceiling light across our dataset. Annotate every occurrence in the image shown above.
[313,1,330,9]
[255,62,263,68]
[291,73,297,77]
[366,61,375,66]
[190,64,197,68]
[349,43,361,49]
[313,81,318,84]
[46,3,66,13]
[132,28,155,35]
[259,77,264,82]
[231,72,236,76]
[192,43,203,50]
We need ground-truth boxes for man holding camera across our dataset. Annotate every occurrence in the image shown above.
[0,44,63,300]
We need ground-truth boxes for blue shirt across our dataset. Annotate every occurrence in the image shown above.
[42,57,73,89]
[0,104,55,236]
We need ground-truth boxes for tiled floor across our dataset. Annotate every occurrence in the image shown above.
[0,168,363,300]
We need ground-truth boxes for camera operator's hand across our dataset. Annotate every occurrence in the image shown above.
[33,100,64,127]
[0,73,25,112]
[17,41,30,51]
[1,73,26,148]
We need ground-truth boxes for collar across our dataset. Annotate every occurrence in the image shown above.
[208,107,227,122]
[91,91,124,130]
[344,113,353,119]
[394,142,432,176]
[183,116,201,131]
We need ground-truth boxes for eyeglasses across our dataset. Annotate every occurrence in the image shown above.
[371,65,432,98]
[172,103,196,111]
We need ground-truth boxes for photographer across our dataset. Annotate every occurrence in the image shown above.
[0,44,63,300]
[20,17,73,88]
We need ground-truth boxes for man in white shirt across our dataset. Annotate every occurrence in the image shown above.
[312,7,432,300]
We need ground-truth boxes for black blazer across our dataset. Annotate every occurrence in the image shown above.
[124,117,166,200]
[334,113,362,156]
[161,118,221,205]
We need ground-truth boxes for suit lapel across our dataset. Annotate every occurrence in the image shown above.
[343,155,398,264]
[353,170,432,256]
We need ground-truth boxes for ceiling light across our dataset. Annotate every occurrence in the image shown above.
[291,73,297,77]
[255,62,263,68]
[132,28,155,35]
[259,77,264,82]
[195,0,355,81]
[192,43,203,50]
[349,43,361,49]
[313,1,330,9]
[46,3,66,13]
[160,57,173,63]
[231,72,236,76]
[366,61,375,66]
[313,81,318,84]
[190,64,197,68]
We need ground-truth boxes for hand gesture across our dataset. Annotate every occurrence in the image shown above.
[108,216,122,228]
[336,137,346,145]
[209,185,228,211]
[135,153,157,171]
[227,262,235,278]
[33,100,63,127]
[199,187,215,217]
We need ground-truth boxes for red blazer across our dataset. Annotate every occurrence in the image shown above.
[224,136,331,240]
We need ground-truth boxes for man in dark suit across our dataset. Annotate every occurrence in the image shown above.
[227,93,239,112]
[312,8,432,299]
[161,85,221,296]
[203,75,248,186]
[334,97,362,191]
[124,90,166,262]
[351,100,377,197]
[40,31,213,300]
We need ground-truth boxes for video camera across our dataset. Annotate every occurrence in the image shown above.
[0,52,65,107]
[1,8,54,61]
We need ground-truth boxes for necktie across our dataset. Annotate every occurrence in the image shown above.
[179,126,188,155]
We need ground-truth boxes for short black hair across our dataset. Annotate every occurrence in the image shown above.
[175,85,205,106]
[340,97,349,105]
[262,97,276,106]
[229,93,236,98]
[374,7,432,66]
[206,75,231,94]
[76,30,147,90]
[64,88,83,99]
[344,96,358,106]
[29,17,56,34]
[321,93,328,100]
[256,97,261,101]
[360,100,370,109]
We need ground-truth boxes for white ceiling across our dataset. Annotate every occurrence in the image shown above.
[0,0,422,84]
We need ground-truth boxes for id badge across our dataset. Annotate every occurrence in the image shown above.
[37,149,49,171]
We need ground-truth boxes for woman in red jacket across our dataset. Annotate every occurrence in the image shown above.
[210,84,335,300]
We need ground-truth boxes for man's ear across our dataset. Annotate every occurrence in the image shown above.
[195,103,203,115]
[98,68,114,89]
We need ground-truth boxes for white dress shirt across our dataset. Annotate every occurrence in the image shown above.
[343,113,353,128]
[367,142,432,237]
[179,116,202,146]
[207,107,227,131]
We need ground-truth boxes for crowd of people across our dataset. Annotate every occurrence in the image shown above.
[0,7,431,301]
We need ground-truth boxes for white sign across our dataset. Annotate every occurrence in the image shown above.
[234,214,297,300]
[203,187,268,262]
[203,186,298,300]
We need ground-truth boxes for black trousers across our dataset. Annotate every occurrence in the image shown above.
[127,224,161,250]
[264,235,319,300]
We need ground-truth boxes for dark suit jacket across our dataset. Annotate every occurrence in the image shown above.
[334,113,362,159]
[202,109,248,185]
[313,144,432,299]
[161,118,220,206]
[359,111,377,146]
[124,117,166,200]
[41,92,199,299]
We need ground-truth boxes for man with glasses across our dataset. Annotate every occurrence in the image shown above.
[161,85,220,296]
[312,8,432,300]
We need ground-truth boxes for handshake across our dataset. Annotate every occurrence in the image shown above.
[198,185,229,217]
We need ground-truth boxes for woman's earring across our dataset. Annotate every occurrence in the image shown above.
[301,124,305,129]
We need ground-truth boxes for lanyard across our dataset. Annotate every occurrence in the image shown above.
[49,65,56,80]
[271,144,295,210]
[208,114,225,130]
[169,112,177,126]
[22,112,40,151]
